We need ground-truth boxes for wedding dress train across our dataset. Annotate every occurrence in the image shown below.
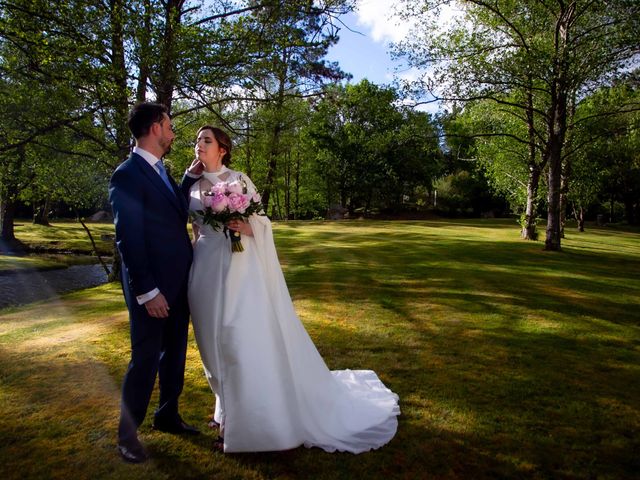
[188,169,400,453]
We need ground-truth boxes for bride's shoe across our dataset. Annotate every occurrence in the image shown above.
[208,410,221,430]
[212,436,224,452]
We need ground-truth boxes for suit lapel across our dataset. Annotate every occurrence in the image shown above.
[132,154,186,216]
[168,174,189,212]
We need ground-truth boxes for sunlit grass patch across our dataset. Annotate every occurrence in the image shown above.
[12,220,115,255]
[0,254,65,272]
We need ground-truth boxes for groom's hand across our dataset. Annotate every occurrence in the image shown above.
[145,293,170,318]
[187,158,205,176]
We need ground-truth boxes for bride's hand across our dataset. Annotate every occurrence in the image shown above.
[187,157,205,175]
[227,219,253,236]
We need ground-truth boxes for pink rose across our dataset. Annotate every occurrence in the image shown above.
[210,192,229,212]
[227,181,244,194]
[227,192,250,213]
[211,182,227,195]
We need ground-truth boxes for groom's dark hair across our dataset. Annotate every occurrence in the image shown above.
[128,102,168,139]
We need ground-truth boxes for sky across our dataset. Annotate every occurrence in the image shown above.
[325,1,412,87]
[325,1,462,114]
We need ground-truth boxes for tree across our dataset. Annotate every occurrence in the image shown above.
[572,83,640,226]
[307,80,442,215]
[0,1,319,241]
[445,100,546,237]
[395,0,640,250]
[0,0,132,245]
[219,0,353,213]
[232,96,316,219]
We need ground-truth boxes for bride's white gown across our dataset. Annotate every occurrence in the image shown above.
[188,168,400,453]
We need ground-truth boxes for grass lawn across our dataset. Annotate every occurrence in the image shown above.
[12,220,114,255]
[0,219,638,479]
[0,220,114,273]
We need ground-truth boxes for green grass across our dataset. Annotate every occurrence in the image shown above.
[0,219,639,479]
[0,220,114,272]
[12,219,115,255]
[0,254,66,272]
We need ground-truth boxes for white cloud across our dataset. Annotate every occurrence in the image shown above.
[354,0,409,44]
[395,66,421,84]
[355,0,464,44]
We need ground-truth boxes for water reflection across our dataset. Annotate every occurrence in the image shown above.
[0,263,110,309]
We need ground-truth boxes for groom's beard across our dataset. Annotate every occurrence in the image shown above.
[161,138,173,156]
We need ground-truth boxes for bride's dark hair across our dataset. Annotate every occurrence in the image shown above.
[197,125,232,166]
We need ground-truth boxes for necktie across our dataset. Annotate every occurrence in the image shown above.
[156,160,175,196]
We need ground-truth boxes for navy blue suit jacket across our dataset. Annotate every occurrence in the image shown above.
[109,153,197,307]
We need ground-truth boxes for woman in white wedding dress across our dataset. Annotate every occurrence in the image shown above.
[186,125,400,453]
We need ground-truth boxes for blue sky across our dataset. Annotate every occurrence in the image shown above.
[324,2,441,113]
[326,11,401,86]
[323,1,460,114]
[325,0,417,87]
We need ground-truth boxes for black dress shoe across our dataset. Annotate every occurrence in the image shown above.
[152,418,200,435]
[117,438,148,463]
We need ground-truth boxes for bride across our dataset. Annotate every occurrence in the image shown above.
[184,125,400,453]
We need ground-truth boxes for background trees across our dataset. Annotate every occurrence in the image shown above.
[305,80,442,216]
[395,0,640,249]
[0,0,356,242]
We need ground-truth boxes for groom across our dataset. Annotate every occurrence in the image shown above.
[109,102,201,463]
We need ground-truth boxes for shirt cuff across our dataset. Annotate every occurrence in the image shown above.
[136,288,160,305]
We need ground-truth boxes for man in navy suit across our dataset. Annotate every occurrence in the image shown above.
[109,102,201,463]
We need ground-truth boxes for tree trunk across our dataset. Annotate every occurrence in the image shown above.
[364,190,372,216]
[108,239,122,283]
[544,5,573,251]
[545,133,564,251]
[155,0,183,111]
[260,47,290,213]
[0,195,17,243]
[261,121,281,213]
[110,0,131,161]
[1,145,29,246]
[340,182,348,210]
[76,214,111,276]
[521,164,541,240]
[559,92,576,238]
[136,0,152,103]
[609,195,615,223]
[521,80,543,240]
[270,185,282,220]
[294,153,300,219]
[33,198,51,226]
[576,205,585,232]
[108,0,131,276]
[283,152,291,219]
[559,167,568,238]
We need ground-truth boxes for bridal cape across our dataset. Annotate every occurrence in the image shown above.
[188,171,400,453]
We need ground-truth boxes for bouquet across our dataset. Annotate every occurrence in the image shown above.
[193,178,264,252]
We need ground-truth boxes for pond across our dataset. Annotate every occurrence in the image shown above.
[0,259,111,309]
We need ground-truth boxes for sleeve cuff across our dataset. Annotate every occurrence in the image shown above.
[136,288,160,305]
